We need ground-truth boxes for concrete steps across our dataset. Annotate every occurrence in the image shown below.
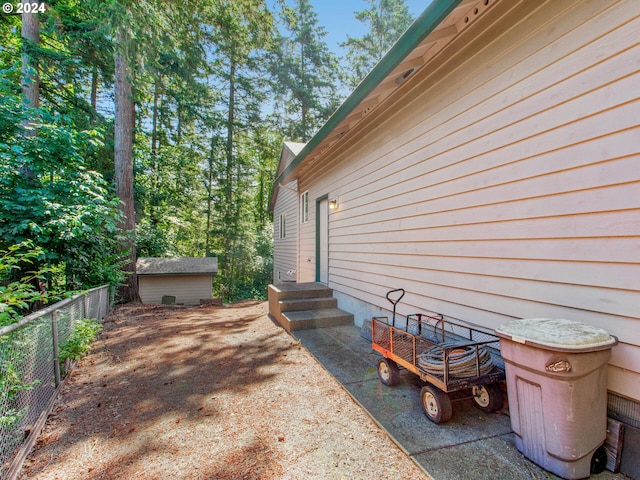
[268,283,354,332]
[280,297,338,312]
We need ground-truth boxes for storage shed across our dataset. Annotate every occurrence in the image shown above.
[136,257,218,305]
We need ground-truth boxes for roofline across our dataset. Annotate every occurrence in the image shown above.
[268,141,306,212]
[271,0,462,191]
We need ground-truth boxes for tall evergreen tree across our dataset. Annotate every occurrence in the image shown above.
[113,20,137,302]
[38,0,114,128]
[134,2,215,258]
[271,0,342,141]
[98,0,215,300]
[206,0,276,300]
[21,0,40,117]
[341,0,414,88]
[2,0,283,304]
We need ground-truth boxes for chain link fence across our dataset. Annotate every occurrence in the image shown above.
[0,285,112,479]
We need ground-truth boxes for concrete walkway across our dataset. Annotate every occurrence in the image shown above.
[293,324,628,480]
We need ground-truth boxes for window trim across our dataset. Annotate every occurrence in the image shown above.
[279,213,286,239]
[301,191,309,223]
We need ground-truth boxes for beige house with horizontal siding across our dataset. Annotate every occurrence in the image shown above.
[270,0,640,472]
[136,257,217,305]
[271,142,306,284]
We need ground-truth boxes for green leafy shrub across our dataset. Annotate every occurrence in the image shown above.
[0,358,40,428]
[0,241,66,327]
[58,318,103,365]
[0,66,126,293]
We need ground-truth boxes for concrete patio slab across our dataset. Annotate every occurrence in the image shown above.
[293,324,628,480]
[412,434,544,480]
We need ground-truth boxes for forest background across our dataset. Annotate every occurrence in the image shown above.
[0,0,419,324]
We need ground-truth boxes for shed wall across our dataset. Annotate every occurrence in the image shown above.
[273,180,299,283]
[139,275,212,305]
[297,0,640,401]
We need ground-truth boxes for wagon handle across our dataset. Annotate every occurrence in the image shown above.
[386,288,405,327]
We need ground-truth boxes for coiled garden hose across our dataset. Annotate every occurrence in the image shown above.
[417,342,494,378]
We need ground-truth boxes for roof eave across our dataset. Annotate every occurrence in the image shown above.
[269,142,308,212]
[271,0,462,191]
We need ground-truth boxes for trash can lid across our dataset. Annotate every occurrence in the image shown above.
[496,318,617,350]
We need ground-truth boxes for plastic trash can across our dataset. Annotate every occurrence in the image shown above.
[496,318,617,480]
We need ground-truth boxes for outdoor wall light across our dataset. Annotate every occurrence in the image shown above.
[329,198,338,210]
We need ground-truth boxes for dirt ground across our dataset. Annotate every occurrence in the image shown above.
[19,302,429,479]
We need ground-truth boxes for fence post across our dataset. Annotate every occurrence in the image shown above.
[83,293,89,319]
[51,310,61,388]
[100,287,105,318]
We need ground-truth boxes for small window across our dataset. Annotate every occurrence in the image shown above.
[301,191,309,223]
[279,214,286,239]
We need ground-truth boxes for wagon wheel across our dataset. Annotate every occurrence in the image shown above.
[471,384,503,413]
[377,357,400,386]
[420,385,452,424]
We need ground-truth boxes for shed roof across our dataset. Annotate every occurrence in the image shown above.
[136,257,218,276]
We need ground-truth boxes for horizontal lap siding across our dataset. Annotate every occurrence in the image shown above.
[139,275,212,305]
[298,0,640,400]
[273,180,298,283]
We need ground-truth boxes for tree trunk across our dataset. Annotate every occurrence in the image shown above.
[149,77,160,226]
[151,77,159,155]
[114,26,138,303]
[90,66,98,121]
[21,0,39,133]
[225,57,236,299]
[205,135,215,257]
[176,103,182,145]
[300,42,307,141]
[226,61,235,209]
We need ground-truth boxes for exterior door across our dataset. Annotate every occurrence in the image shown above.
[316,196,329,283]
